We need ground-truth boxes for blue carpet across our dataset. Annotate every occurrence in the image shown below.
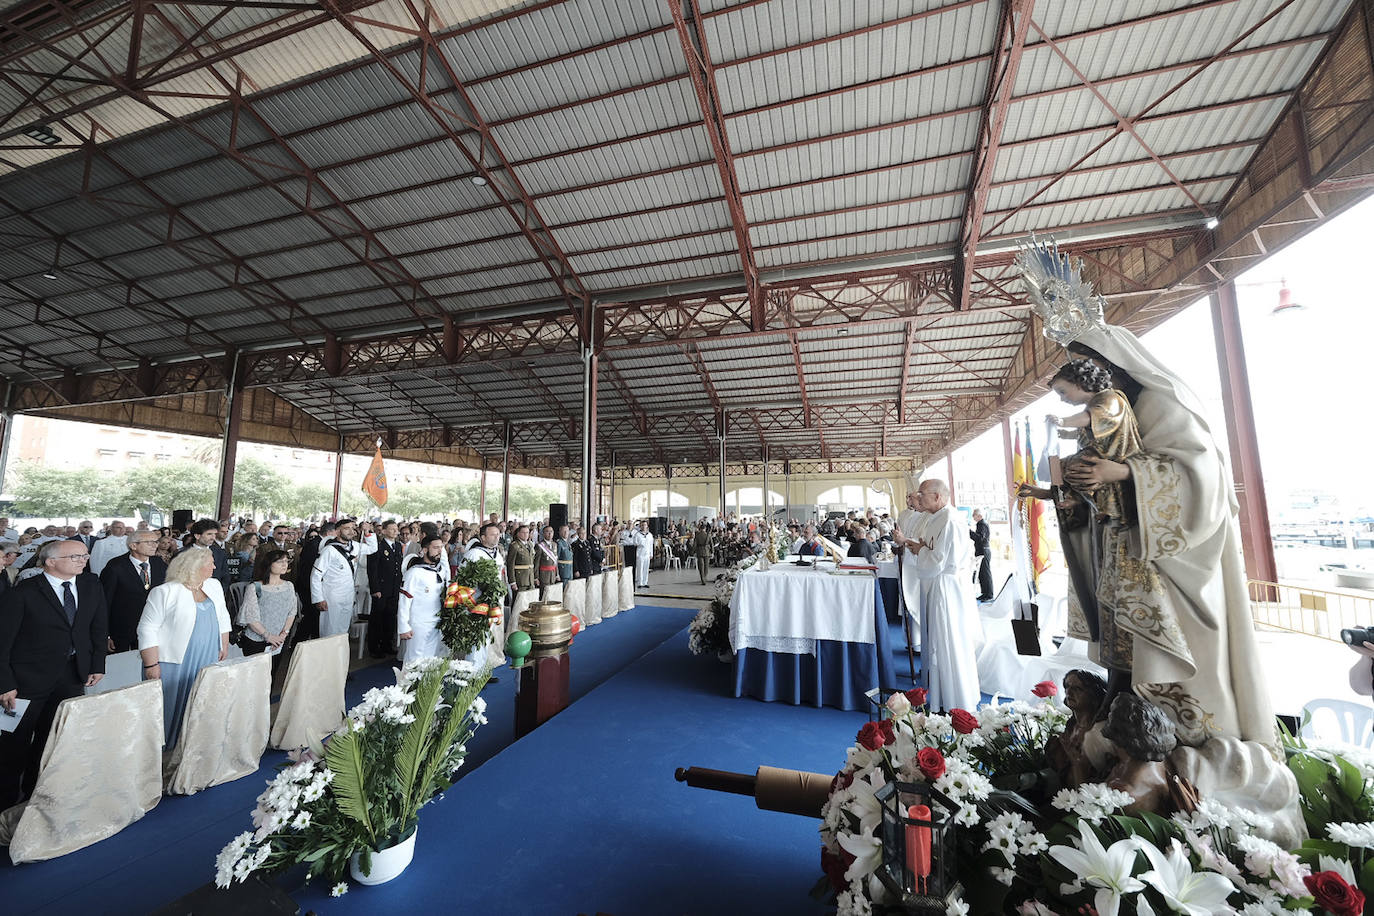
[294,626,867,915]
[3,603,696,915]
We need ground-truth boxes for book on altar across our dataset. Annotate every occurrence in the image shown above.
[0,698,31,732]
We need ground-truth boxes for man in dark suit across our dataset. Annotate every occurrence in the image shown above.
[75,520,96,550]
[98,529,167,652]
[0,543,19,598]
[970,509,994,602]
[366,520,404,659]
[190,518,230,592]
[0,539,108,807]
[293,523,332,643]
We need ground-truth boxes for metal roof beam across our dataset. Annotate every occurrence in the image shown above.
[955,0,1034,311]
[669,0,763,331]
[325,1,591,339]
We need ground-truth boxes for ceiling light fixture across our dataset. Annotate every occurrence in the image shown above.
[1204,217,1219,230]
[41,269,57,280]
[470,175,488,187]
[1273,279,1304,316]
[22,124,61,146]
[837,328,849,336]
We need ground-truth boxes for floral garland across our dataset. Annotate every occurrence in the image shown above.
[819,687,1374,915]
[215,656,490,894]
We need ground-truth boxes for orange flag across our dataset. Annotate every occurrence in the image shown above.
[363,445,388,507]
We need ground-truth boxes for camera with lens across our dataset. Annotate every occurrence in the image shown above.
[1341,626,1374,647]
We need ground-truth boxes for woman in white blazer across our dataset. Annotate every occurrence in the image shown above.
[138,546,230,748]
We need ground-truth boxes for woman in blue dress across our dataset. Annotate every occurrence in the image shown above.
[137,546,231,749]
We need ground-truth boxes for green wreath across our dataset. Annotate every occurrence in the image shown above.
[454,558,508,604]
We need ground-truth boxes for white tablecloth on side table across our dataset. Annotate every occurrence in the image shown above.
[729,562,876,655]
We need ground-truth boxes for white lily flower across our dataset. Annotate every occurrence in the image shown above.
[1048,826,1145,916]
[836,830,882,883]
[1318,853,1358,886]
[1137,837,1237,916]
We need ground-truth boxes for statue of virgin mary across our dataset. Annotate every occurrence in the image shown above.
[1015,239,1275,749]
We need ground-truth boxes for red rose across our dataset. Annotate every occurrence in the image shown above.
[950,709,979,734]
[830,770,854,795]
[1304,871,1366,916]
[916,747,946,781]
[905,687,928,708]
[1032,680,1058,698]
[877,719,896,746]
[857,721,886,751]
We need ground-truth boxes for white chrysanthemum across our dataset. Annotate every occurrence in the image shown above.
[954,804,980,828]
[1328,821,1374,848]
[1018,831,1049,856]
[214,832,254,888]
[989,866,1015,886]
[330,882,348,897]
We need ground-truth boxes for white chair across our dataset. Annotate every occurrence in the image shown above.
[666,554,681,571]
[1302,697,1374,747]
[685,555,696,569]
[165,653,271,795]
[271,634,348,750]
[88,649,143,694]
[349,617,368,660]
[0,680,163,862]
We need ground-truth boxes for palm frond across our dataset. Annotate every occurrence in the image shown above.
[393,667,443,820]
[324,727,374,842]
[415,671,489,804]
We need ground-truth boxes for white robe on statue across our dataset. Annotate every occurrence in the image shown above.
[397,561,446,664]
[310,535,377,638]
[895,508,926,649]
[633,531,653,587]
[1063,322,1275,747]
[909,505,983,712]
[461,544,506,667]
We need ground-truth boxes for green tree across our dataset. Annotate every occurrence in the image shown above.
[232,456,288,516]
[281,482,332,521]
[120,459,216,515]
[10,462,122,520]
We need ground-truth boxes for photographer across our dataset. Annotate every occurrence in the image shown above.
[1347,628,1374,697]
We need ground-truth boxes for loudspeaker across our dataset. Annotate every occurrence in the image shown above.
[172,509,193,531]
[549,503,568,530]
[649,516,667,537]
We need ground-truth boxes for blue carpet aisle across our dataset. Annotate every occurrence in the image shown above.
[3,604,696,915]
[294,626,869,915]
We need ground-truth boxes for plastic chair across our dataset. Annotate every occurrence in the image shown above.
[666,555,681,571]
[349,618,368,660]
[1302,697,1374,747]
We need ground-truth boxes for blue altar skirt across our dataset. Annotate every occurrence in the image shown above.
[733,581,896,711]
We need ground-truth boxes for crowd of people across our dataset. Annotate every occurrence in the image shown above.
[0,501,1003,811]
[0,509,679,809]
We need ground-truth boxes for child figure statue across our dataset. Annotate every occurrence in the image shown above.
[1048,358,1144,524]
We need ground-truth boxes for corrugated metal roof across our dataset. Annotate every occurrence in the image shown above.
[0,0,1358,466]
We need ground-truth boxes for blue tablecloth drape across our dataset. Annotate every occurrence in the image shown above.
[733,580,895,711]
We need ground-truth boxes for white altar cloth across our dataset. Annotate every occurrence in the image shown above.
[729,561,876,656]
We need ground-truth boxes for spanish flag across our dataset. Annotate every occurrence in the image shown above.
[1014,421,1051,585]
[1022,420,1049,579]
[362,445,388,508]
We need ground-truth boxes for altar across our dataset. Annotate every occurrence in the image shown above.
[729,560,895,711]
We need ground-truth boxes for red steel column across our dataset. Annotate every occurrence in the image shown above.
[479,467,488,521]
[1001,417,1016,508]
[946,452,957,505]
[1210,281,1279,584]
[214,352,243,521]
[330,436,343,519]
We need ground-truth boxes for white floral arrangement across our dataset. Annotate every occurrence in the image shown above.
[819,687,1374,916]
[215,656,490,892]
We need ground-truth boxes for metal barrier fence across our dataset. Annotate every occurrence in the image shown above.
[1248,579,1374,643]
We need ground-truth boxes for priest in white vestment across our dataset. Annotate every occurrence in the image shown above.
[893,479,982,712]
[462,522,507,668]
[894,483,926,649]
[310,519,377,638]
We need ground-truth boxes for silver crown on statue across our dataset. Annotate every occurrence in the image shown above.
[1013,235,1107,347]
